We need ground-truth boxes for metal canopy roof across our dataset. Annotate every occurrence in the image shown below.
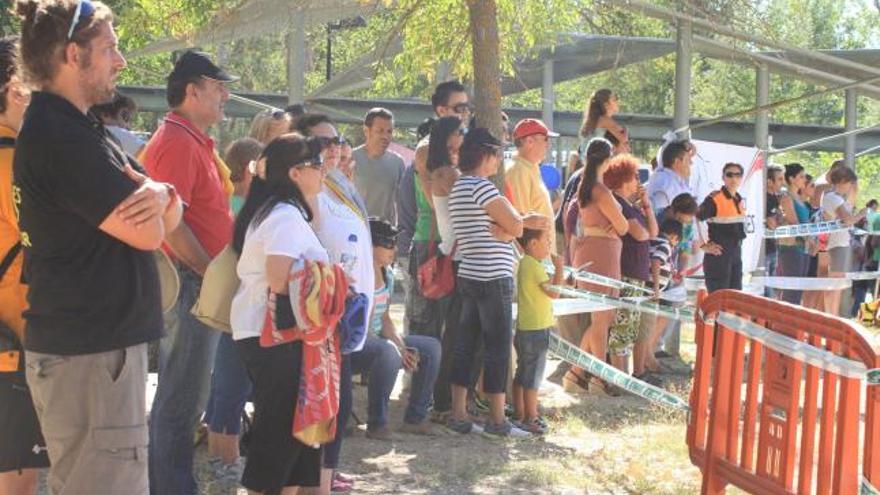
[119,85,880,153]
[501,35,677,94]
[504,34,880,99]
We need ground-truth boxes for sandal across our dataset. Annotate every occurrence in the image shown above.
[589,378,622,397]
[563,369,592,392]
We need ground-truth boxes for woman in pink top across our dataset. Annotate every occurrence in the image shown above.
[564,138,629,395]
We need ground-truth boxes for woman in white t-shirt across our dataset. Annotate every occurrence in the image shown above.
[820,166,865,316]
[427,116,466,256]
[229,134,328,493]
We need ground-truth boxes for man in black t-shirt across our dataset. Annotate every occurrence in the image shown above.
[765,165,784,297]
[12,2,182,493]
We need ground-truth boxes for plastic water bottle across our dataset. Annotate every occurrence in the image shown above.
[339,233,358,276]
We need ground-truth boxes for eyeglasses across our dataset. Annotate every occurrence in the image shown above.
[294,159,324,171]
[67,0,96,40]
[725,171,743,178]
[317,136,347,147]
[451,103,474,114]
[262,108,286,119]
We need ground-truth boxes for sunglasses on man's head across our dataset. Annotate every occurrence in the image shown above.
[264,109,286,120]
[67,0,96,40]
[725,171,743,178]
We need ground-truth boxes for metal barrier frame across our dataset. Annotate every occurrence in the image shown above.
[689,289,880,494]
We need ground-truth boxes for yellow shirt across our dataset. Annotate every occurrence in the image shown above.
[505,154,555,251]
[516,254,554,331]
[0,124,26,339]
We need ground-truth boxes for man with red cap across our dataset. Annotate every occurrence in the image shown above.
[505,118,559,251]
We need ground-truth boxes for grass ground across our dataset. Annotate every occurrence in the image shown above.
[37,302,728,495]
[187,302,709,495]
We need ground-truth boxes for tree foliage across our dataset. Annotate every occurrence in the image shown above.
[45,0,880,198]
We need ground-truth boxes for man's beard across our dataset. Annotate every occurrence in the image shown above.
[78,53,116,107]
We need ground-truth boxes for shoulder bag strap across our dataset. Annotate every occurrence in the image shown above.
[0,136,15,148]
[0,242,21,283]
[324,178,366,222]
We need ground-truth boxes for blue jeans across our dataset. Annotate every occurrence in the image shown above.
[450,276,514,394]
[514,329,550,390]
[204,332,252,434]
[351,334,441,428]
[149,268,221,495]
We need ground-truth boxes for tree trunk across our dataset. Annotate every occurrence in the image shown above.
[466,0,505,184]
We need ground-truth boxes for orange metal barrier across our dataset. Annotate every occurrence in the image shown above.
[688,289,880,494]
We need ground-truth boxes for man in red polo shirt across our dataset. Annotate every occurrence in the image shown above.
[141,50,236,495]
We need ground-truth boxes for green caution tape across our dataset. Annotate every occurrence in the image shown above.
[548,285,694,322]
[546,262,655,297]
[862,477,880,495]
[548,332,690,411]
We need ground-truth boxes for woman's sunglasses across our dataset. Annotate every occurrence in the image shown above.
[294,160,323,171]
[725,171,743,178]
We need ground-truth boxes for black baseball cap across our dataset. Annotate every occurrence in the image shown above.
[168,51,238,84]
[462,127,502,151]
[369,217,399,248]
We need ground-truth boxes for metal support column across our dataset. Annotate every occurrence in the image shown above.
[673,21,693,139]
[845,89,857,169]
[755,63,769,280]
[435,61,451,84]
[542,59,555,162]
[286,15,306,105]
[755,64,770,150]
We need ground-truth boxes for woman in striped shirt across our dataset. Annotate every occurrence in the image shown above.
[447,128,550,438]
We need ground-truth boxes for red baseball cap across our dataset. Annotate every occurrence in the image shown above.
[512,118,559,140]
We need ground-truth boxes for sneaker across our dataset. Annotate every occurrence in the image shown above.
[429,409,451,425]
[207,457,244,482]
[516,418,548,435]
[472,395,490,414]
[331,473,354,493]
[634,372,664,387]
[335,472,355,484]
[482,420,530,439]
[399,421,440,436]
[365,425,393,441]
[471,396,515,417]
[535,415,549,429]
[446,417,483,435]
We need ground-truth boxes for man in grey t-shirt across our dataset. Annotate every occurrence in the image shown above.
[354,107,405,225]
